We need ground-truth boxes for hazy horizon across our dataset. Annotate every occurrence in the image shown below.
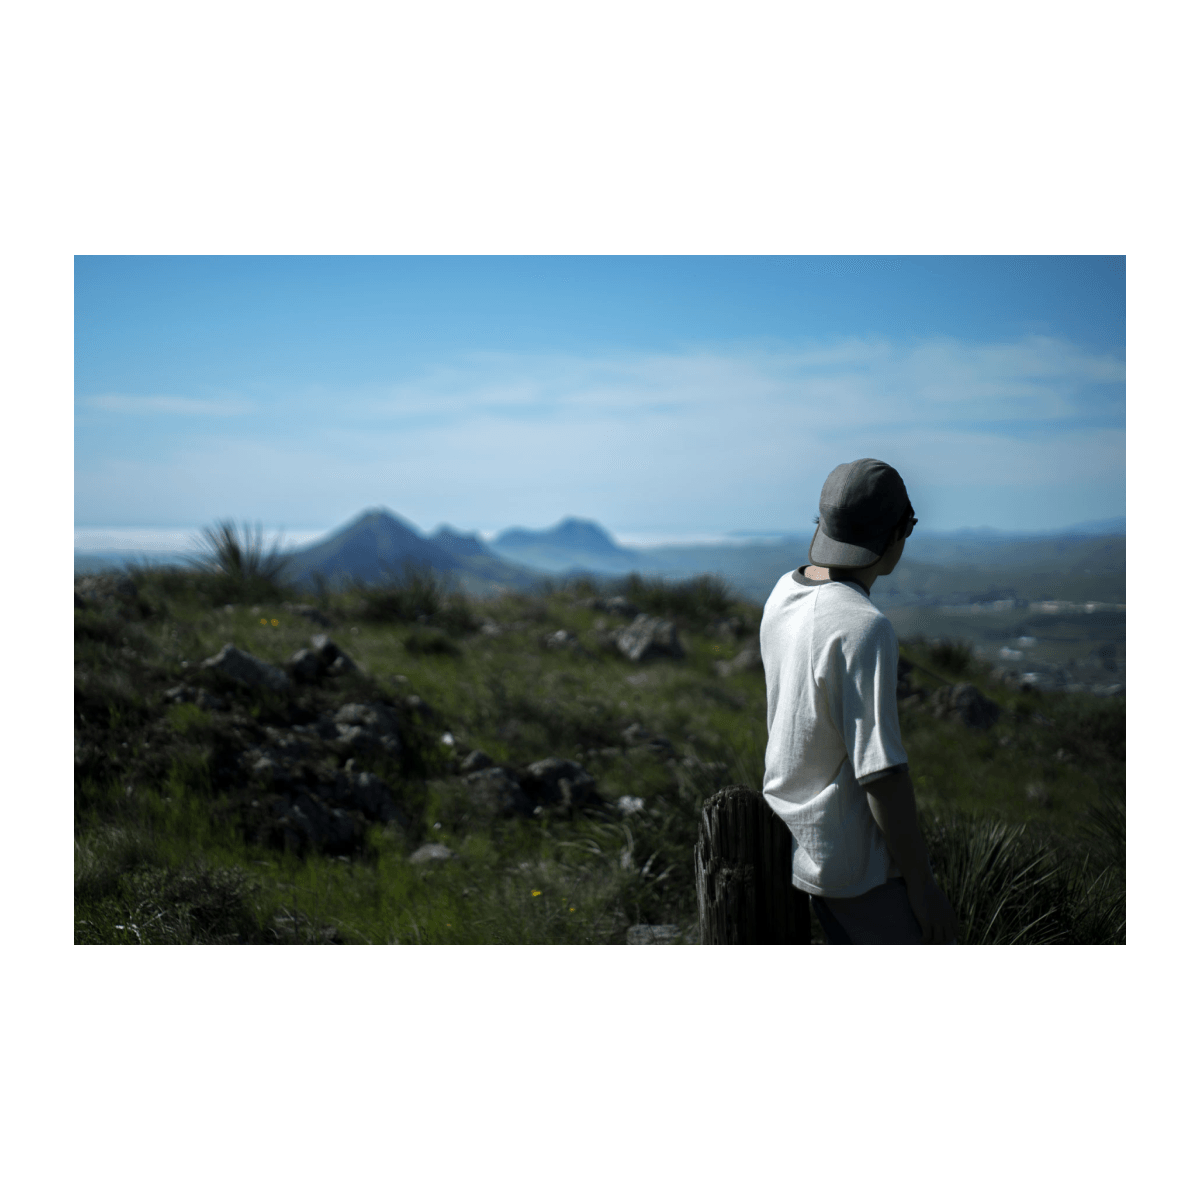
[75,509,1127,560]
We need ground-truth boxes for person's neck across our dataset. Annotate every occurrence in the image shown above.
[804,563,882,594]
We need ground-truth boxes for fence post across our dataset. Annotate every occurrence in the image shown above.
[695,785,810,944]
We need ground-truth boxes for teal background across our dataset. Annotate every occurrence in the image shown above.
[14,0,1176,1195]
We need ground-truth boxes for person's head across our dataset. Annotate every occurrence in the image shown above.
[809,458,916,577]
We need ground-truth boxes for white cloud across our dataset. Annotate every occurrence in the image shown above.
[74,334,1124,533]
[81,394,255,416]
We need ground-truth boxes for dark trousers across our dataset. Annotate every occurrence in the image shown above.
[809,877,925,944]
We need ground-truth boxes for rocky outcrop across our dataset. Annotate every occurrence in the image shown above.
[331,702,403,756]
[615,614,684,663]
[201,644,290,692]
[311,634,359,676]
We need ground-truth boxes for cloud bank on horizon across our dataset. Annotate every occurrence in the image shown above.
[74,257,1125,539]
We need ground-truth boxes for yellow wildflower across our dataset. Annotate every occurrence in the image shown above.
[260,618,267,625]
[271,618,279,627]
[531,890,542,897]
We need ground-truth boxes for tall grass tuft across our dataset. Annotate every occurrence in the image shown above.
[924,815,1124,944]
[188,520,291,603]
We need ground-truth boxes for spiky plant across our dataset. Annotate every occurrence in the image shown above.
[190,520,288,582]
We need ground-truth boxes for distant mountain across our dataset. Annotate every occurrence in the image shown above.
[489,517,645,575]
[282,508,544,594]
[428,525,493,558]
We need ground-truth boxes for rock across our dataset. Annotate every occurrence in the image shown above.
[615,614,684,663]
[465,766,536,818]
[525,758,597,809]
[302,634,359,676]
[269,791,359,855]
[929,683,1001,731]
[460,749,494,772]
[714,644,762,677]
[622,723,672,755]
[289,648,324,683]
[332,702,402,756]
[337,768,408,825]
[409,843,455,864]
[405,694,433,718]
[201,643,290,692]
[601,596,638,617]
[545,629,581,651]
[74,574,140,607]
[246,751,280,777]
[626,924,681,945]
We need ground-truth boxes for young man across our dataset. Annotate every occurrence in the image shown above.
[759,458,958,944]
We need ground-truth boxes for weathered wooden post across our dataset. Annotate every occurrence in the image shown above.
[695,785,810,944]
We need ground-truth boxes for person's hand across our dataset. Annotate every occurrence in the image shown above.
[906,877,959,944]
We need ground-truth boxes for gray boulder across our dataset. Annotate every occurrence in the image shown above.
[615,614,684,663]
[714,644,762,677]
[545,629,581,651]
[289,648,324,682]
[409,843,455,864]
[311,634,358,674]
[465,767,536,818]
[201,643,290,692]
[525,758,597,809]
[332,702,402,756]
[460,749,494,772]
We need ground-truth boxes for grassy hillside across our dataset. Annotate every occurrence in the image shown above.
[74,564,1125,945]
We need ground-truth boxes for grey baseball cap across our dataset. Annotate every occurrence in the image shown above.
[809,458,912,568]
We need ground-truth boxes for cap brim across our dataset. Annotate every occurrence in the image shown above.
[809,525,883,569]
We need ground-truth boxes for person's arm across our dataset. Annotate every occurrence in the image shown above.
[864,771,959,944]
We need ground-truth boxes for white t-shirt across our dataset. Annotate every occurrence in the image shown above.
[760,568,908,898]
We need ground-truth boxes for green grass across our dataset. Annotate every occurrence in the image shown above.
[75,565,1125,944]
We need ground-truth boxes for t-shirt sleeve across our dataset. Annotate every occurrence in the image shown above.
[836,618,908,783]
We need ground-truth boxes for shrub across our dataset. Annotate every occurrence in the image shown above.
[924,815,1124,944]
[187,520,291,604]
[617,573,736,626]
[404,628,461,656]
[927,638,974,675]
[354,566,477,633]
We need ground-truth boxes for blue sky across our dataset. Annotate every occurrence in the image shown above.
[75,256,1125,544]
